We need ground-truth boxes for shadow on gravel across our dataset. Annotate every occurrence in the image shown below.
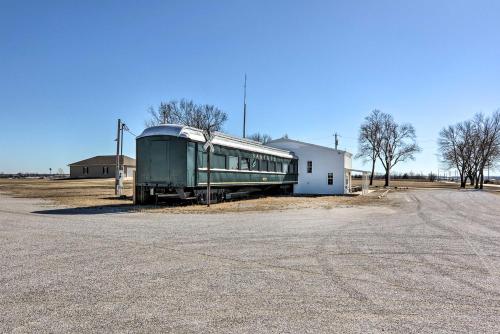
[32,204,142,215]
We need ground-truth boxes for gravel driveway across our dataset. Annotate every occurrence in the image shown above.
[1,189,499,333]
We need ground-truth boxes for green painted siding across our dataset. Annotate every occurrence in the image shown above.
[136,136,187,186]
[136,135,298,188]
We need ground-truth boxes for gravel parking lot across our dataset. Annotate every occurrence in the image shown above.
[1,189,499,333]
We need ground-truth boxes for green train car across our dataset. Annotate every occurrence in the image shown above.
[135,124,298,204]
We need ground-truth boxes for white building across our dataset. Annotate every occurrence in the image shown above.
[267,138,362,195]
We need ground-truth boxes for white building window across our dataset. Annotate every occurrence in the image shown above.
[307,161,312,173]
[328,173,333,185]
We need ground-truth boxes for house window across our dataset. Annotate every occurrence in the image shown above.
[283,162,288,173]
[228,156,239,170]
[277,162,282,173]
[307,161,312,173]
[328,173,333,185]
[83,166,89,174]
[103,166,109,174]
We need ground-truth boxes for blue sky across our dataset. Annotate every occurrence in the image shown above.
[1,0,500,174]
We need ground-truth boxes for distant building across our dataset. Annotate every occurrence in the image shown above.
[267,138,358,195]
[68,155,136,179]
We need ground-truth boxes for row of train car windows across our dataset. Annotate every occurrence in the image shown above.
[201,153,296,173]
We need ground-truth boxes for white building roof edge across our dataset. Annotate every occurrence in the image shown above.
[267,138,353,157]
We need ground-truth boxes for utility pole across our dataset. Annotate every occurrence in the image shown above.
[120,123,125,158]
[243,74,247,138]
[334,133,339,150]
[115,119,121,195]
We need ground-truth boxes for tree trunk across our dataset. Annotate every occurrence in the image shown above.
[479,170,484,189]
[469,174,475,186]
[369,159,376,186]
[460,173,465,188]
[475,172,480,189]
[384,166,390,187]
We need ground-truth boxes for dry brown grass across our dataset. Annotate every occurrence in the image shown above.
[352,179,461,189]
[0,178,383,213]
[0,178,134,207]
[352,178,500,195]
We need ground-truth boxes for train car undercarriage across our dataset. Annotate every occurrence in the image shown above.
[136,184,294,205]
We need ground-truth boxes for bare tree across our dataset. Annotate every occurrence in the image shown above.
[355,110,386,185]
[248,133,272,144]
[439,111,500,189]
[145,102,182,127]
[378,115,421,187]
[474,111,500,188]
[145,99,228,132]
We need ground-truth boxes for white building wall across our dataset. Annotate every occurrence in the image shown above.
[267,139,351,195]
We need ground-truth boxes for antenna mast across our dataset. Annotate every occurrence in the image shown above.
[243,74,247,138]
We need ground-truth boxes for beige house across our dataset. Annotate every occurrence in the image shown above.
[68,155,136,179]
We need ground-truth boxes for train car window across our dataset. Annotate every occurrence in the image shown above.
[260,160,268,171]
[228,156,239,170]
[213,154,226,169]
[277,162,282,173]
[240,158,250,170]
[269,161,276,172]
[251,158,259,170]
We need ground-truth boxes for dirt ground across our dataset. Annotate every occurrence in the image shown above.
[1,189,499,333]
[0,178,384,213]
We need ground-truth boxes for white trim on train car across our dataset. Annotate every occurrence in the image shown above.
[197,167,287,175]
[198,181,296,185]
[137,124,295,159]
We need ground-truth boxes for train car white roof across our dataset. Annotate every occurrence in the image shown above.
[137,124,295,159]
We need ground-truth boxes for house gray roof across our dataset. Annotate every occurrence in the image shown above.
[68,155,136,167]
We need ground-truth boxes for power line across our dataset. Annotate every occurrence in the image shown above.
[124,127,137,137]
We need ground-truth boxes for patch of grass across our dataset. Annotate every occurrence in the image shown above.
[0,178,383,213]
